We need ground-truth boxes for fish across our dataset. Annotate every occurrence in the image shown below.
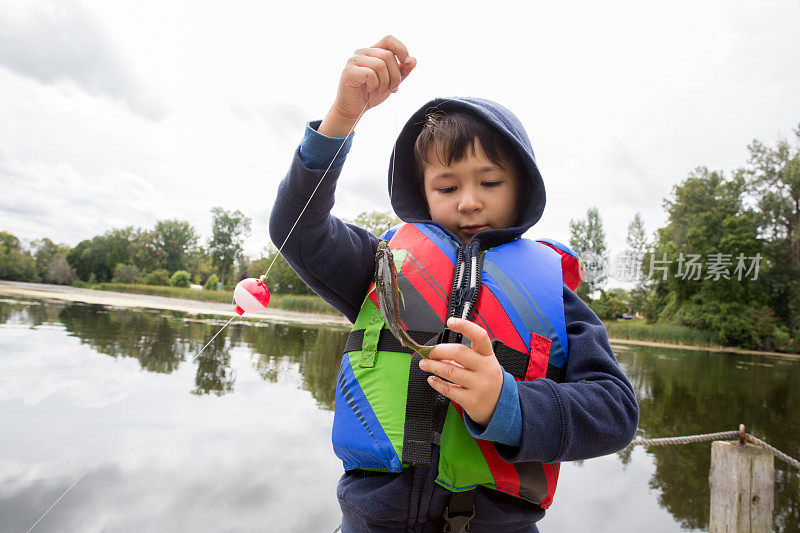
[374,240,434,358]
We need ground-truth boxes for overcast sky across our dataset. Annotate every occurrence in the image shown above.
[1,0,799,267]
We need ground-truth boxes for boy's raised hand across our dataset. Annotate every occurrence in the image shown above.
[319,35,416,138]
[420,317,504,428]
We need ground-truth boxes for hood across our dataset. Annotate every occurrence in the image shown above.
[388,97,546,248]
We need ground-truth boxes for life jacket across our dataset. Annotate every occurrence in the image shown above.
[332,222,583,509]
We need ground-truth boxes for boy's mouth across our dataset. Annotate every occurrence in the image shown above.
[460,225,489,236]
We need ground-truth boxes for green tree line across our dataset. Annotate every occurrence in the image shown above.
[0,208,400,296]
[568,123,800,352]
[0,208,260,291]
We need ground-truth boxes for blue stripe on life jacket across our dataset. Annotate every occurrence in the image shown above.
[482,239,568,369]
[536,238,580,259]
[332,355,402,472]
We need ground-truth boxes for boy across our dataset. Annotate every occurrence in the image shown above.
[269,36,638,532]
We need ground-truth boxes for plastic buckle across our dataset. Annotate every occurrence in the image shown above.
[427,327,452,347]
[442,506,475,533]
[436,327,463,345]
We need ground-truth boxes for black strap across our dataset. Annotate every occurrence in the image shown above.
[443,490,475,532]
[345,329,565,383]
[402,353,438,465]
[344,328,565,468]
[344,328,434,355]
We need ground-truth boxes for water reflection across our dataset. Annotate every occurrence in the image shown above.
[58,303,192,374]
[1,297,798,531]
[245,324,345,410]
[3,299,349,403]
[616,344,800,531]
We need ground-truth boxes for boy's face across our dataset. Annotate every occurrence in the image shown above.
[422,140,521,244]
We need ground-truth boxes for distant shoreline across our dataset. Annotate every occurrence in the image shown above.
[608,337,799,360]
[0,280,350,328]
[1,280,798,360]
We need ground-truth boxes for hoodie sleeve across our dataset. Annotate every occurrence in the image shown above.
[495,286,639,463]
[269,126,379,323]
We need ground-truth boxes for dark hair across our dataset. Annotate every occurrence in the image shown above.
[413,110,521,186]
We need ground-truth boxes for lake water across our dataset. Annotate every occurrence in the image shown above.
[0,297,798,532]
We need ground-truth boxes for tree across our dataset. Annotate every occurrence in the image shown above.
[746,126,800,332]
[66,228,138,282]
[48,256,76,285]
[648,167,773,348]
[588,288,629,320]
[0,232,20,250]
[624,212,648,314]
[249,247,312,295]
[0,231,37,281]
[626,212,646,254]
[747,125,800,260]
[654,167,761,307]
[348,210,402,237]
[32,238,69,281]
[207,207,251,286]
[569,207,608,298]
[152,220,198,274]
[112,263,141,284]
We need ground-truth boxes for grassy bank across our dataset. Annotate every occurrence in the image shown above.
[603,318,719,346]
[91,283,340,315]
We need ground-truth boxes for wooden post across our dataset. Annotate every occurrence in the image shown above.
[709,440,774,532]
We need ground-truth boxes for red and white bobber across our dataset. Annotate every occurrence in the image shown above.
[233,277,271,315]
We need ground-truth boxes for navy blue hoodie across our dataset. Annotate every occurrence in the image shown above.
[269,97,638,531]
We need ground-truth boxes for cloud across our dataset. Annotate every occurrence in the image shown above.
[0,143,162,245]
[0,0,166,120]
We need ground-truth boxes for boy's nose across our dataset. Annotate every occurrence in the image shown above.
[458,188,482,212]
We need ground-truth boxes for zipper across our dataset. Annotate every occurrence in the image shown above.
[420,238,485,524]
[444,239,484,338]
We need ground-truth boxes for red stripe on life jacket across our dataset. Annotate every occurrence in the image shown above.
[476,439,521,495]
[389,225,454,321]
[539,462,558,509]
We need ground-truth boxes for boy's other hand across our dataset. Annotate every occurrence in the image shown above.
[319,35,416,138]
[420,317,503,428]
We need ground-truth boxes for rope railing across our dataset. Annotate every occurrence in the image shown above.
[627,424,800,470]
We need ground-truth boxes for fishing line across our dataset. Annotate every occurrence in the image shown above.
[262,98,372,281]
[389,92,400,214]
[26,466,91,533]
[189,99,372,363]
[190,315,237,362]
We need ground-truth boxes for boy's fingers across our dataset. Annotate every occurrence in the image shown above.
[371,35,415,86]
[400,56,417,81]
[372,34,410,64]
[346,65,380,93]
[429,343,479,369]
[420,358,472,388]
[446,317,493,357]
[359,48,401,91]
[426,375,466,405]
[351,53,391,92]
